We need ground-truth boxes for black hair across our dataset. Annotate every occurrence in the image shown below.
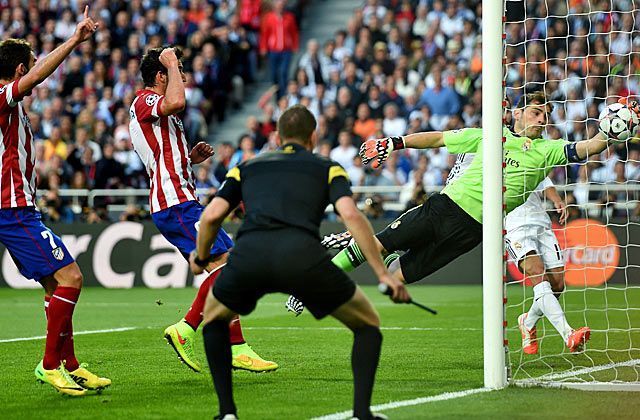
[139,46,183,87]
[0,39,33,80]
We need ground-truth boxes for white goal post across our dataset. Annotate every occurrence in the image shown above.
[484,0,640,391]
[482,0,508,389]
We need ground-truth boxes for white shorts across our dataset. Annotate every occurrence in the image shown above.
[505,224,564,270]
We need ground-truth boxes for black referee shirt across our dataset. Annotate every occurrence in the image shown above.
[216,143,352,239]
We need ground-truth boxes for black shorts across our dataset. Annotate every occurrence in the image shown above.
[376,193,482,284]
[212,229,356,319]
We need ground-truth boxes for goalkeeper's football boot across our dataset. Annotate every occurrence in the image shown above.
[68,363,111,390]
[518,313,538,355]
[567,326,591,353]
[164,320,201,372]
[231,343,278,372]
[35,360,86,396]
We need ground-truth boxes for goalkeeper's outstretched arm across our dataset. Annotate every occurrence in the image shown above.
[572,131,609,161]
[359,131,445,168]
[401,131,445,149]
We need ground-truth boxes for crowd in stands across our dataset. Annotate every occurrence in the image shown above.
[217,0,640,221]
[1,0,639,222]
[0,0,307,222]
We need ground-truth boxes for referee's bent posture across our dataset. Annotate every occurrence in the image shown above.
[189,105,410,420]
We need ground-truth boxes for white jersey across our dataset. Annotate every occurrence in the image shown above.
[446,153,553,230]
[504,178,553,231]
[129,89,197,213]
[446,153,474,186]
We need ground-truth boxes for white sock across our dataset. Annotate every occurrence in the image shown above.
[524,298,543,330]
[529,281,573,343]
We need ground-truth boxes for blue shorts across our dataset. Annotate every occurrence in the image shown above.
[152,201,234,260]
[0,207,75,281]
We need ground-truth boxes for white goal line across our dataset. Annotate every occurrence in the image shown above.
[311,387,494,420]
[0,326,138,343]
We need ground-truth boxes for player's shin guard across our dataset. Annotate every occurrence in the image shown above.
[332,241,366,272]
[352,325,382,420]
[43,287,80,370]
[184,271,218,330]
[203,320,237,417]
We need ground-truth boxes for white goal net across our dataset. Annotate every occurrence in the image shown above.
[502,0,640,390]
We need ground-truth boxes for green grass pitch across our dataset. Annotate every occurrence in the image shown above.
[1,285,640,419]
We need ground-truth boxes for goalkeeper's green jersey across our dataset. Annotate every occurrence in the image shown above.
[441,127,568,223]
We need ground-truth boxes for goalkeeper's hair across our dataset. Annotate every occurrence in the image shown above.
[277,104,317,144]
[0,39,33,80]
[140,46,183,87]
[516,91,554,113]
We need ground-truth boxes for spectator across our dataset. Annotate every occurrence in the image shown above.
[382,103,407,137]
[212,142,235,184]
[354,103,377,141]
[43,127,68,162]
[94,143,125,189]
[260,0,300,98]
[229,135,257,169]
[298,39,325,87]
[418,71,461,130]
[330,131,358,170]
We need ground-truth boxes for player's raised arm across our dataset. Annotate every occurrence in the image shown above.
[158,47,186,116]
[334,196,410,303]
[17,5,97,96]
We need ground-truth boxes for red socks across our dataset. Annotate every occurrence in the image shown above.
[184,271,218,329]
[229,316,245,345]
[184,269,245,345]
[43,287,80,370]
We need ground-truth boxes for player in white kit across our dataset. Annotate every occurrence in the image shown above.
[447,153,590,354]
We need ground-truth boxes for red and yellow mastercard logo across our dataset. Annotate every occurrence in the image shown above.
[508,218,620,287]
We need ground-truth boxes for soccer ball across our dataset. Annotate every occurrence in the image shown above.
[598,102,639,143]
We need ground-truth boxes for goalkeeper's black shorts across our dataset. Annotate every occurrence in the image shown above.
[376,193,482,284]
[212,229,356,319]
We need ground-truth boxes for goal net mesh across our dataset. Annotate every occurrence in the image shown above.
[503,0,640,387]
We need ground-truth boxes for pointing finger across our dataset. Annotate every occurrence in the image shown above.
[84,5,89,19]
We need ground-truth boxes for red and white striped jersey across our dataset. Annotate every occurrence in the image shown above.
[0,79,36,208]
[129,89,197,213]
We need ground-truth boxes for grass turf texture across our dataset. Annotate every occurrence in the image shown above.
[0,285,639,419]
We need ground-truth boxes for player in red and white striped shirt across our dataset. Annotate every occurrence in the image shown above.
[0,7,109,396]
[130,47,277,373]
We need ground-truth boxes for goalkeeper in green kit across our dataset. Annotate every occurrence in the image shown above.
[322,92,637,286]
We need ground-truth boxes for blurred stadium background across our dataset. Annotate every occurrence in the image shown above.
[3,0,638,224]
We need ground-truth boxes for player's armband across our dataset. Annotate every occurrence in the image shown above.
[564,142,583,163]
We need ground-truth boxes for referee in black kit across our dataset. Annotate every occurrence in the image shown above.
[189,104,410,420]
